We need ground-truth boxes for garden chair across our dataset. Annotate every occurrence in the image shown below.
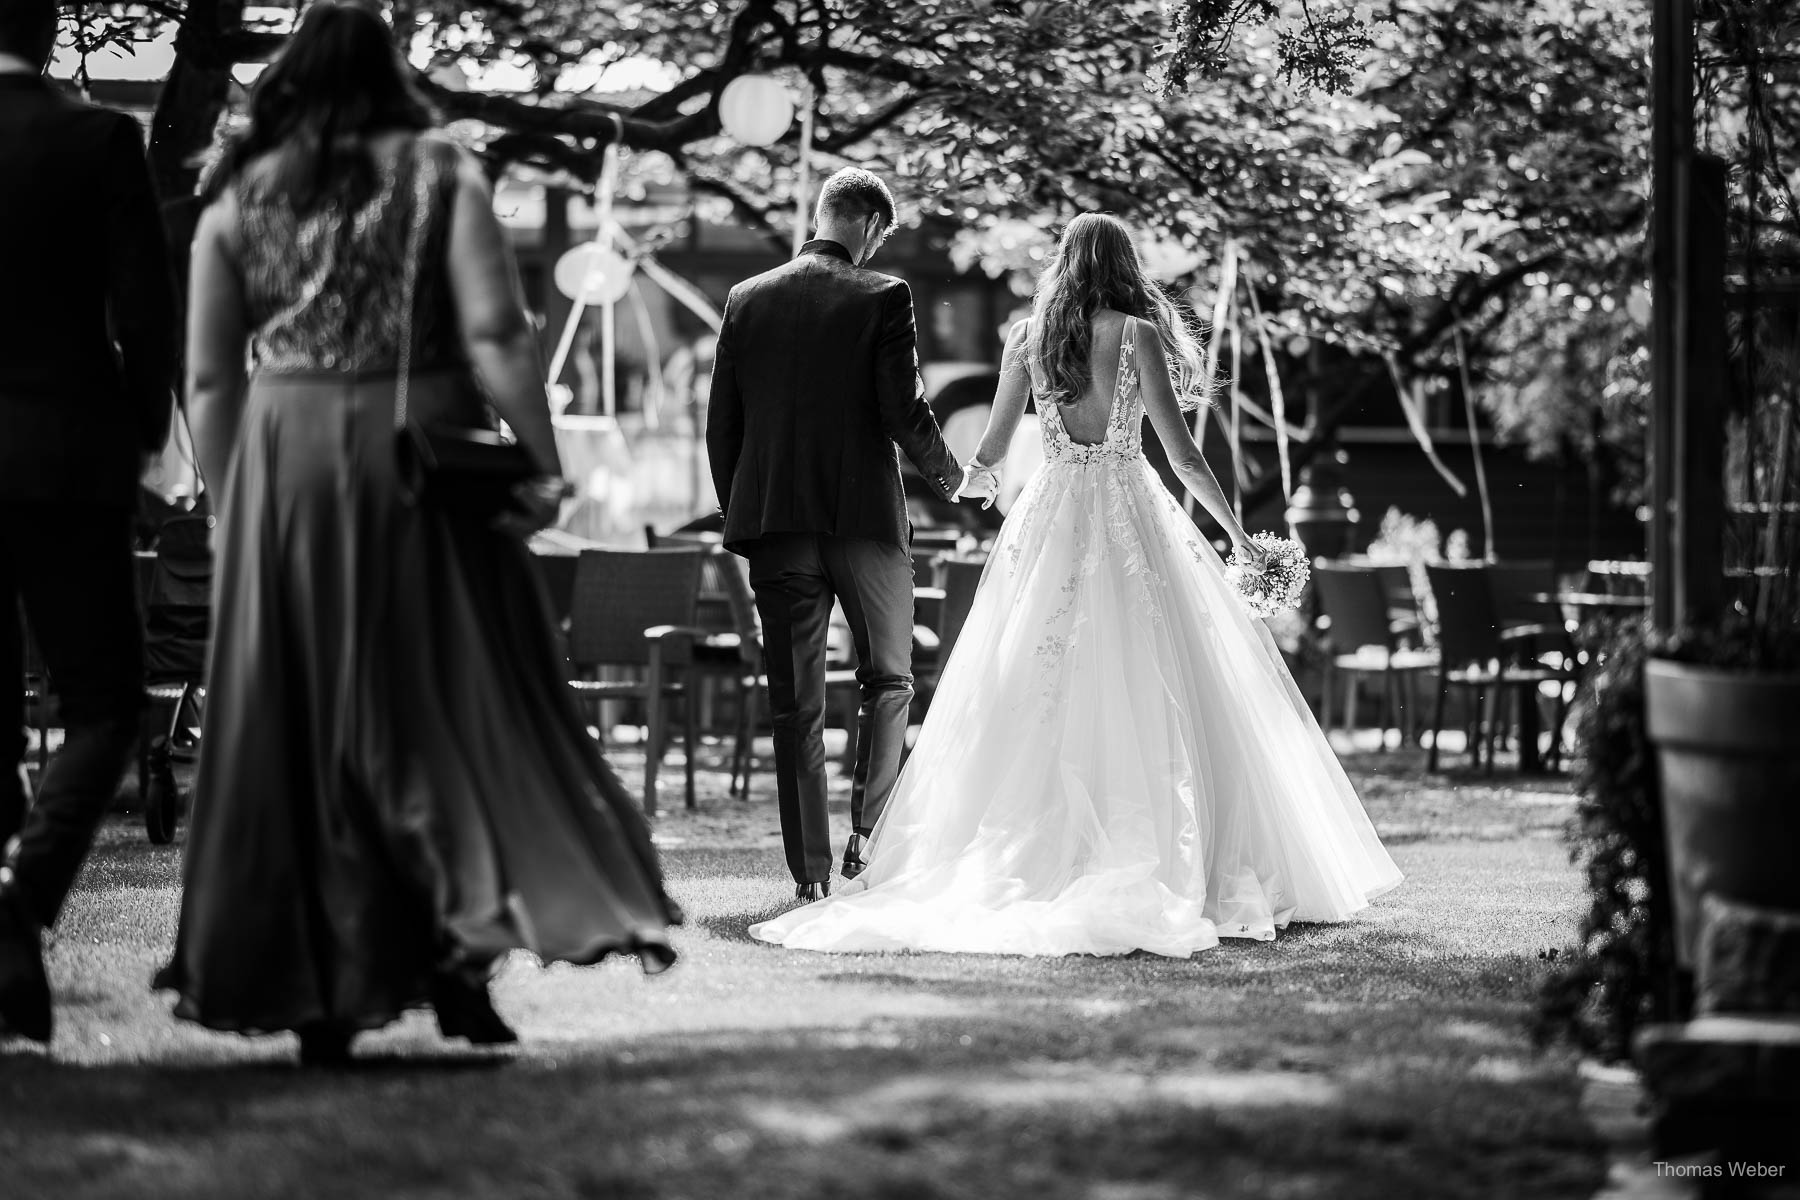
[1485,558,1579,764]
[566,547,706,815]
[1312,561,1437,749]
[1424,565,1571,773]
[139,514,214,844]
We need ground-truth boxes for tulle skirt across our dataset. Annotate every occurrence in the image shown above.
[155,370,681,1033]
[751,455,1401,957]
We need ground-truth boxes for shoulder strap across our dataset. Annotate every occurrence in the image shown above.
[394,138,433,434]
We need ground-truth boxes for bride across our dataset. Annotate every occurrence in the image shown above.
[750,213,1401,957]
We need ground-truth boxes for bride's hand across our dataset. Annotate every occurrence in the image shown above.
[1234,535,1271,572]
[953,464,1000,510]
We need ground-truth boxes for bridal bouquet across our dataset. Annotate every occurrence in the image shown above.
[1224,533,1310,619]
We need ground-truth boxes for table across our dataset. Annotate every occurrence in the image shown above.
[1527,591,1651,614]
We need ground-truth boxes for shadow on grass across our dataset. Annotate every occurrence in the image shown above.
[0,981,1607,1200]
[689,909,783,945]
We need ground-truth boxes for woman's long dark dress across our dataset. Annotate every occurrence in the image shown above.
[155,137,681,1034]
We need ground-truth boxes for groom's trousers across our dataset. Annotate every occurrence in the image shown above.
[0,504,143,928]
[746,533,914,884]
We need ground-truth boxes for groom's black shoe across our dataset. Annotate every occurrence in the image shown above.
[0,892,51,1044]
[795,882,831,903]
[841,834,870,881]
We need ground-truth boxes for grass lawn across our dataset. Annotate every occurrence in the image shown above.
[0,741,1606,1200]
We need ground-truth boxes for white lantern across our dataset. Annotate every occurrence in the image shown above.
[554,242,634,306]
[719,74,795,147]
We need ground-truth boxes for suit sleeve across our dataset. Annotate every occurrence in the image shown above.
[704,291,743,521]
[874,280,961,500]
[103,115,179,455]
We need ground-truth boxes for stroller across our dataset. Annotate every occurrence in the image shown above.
[139,514,213,844]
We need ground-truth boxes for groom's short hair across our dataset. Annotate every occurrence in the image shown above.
[816,167,896,228]
[0,0,59,58]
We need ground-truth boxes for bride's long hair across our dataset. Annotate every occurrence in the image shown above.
[1025,213,1208,411]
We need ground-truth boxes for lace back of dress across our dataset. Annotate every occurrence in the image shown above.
[1040,325,1143,465]
[236,145,426,373]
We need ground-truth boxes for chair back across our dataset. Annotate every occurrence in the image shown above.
[646,527,733,630]
[568,548,704,669]
[711,550,763,666]
[145,516,214,619]
[911,530,962,587]
[1425,565,1503,667]
[1487,559,1559,629]
[1311,562,1394,654]
[936,556,987,665]
[143,516,215,679]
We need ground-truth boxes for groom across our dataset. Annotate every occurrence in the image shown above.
[707,168,966,902]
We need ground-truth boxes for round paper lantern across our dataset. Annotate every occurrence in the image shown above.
[554,242,634,305]
[719,75,795,147]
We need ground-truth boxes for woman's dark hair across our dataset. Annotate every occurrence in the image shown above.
[207,0,435,210]
[1025,213,1207,411]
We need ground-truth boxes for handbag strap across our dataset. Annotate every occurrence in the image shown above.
[394,138,435,434]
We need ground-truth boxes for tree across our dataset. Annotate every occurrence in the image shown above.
[67,0,1669,513]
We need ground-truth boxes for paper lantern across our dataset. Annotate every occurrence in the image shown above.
[719,75,795,147]
[554,242,634,305]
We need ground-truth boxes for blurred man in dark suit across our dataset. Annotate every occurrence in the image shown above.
[0,0,177,1042]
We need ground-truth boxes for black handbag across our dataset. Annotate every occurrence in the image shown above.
[391,141,537,520]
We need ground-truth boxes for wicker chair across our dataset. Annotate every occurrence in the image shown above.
[139,514,214,844]
[1424,564,1572,773]
[18,606,50,777]
[566,547,706,815]
[932,555,986,669]
[1312,561,1438,749]
[710,551,863,797]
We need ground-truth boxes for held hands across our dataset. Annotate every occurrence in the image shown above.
[493,475,575,540]
[952,463,1001,510]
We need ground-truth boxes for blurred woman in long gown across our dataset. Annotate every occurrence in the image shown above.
[155,2,681,1063]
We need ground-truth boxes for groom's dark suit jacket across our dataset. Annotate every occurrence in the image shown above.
[706,239,960,555]
[0,74,177,508]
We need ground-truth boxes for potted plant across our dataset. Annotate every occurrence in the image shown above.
[1642,228,1800,974]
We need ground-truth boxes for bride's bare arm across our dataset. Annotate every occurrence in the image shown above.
[969,320,1033,470]
[1134,318,1254,551]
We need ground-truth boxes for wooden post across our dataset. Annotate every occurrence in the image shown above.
[1675,157,1728,628]
[543,186,573,372]
[1649,0,1691,633]
[1650,0,1726,633]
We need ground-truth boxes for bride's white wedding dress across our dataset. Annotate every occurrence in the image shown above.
[750,331,1401,957]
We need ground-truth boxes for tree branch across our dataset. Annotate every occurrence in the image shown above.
[1234,249,1566,513]
[422,79,717,152]
[812,92,929,155]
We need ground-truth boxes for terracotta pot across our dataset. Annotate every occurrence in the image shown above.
[1644,660,1800,967]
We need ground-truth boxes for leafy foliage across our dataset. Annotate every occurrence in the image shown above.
[1534,623,1668,1062]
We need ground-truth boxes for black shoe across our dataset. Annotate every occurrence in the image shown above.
[431,974,518,1046]
[795,882,831,903]
[296,1023,355,1067]
[0,896,50,1044]
[841,834,870,881]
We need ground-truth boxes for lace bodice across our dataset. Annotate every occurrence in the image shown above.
[236,137,462,373]
[1039,331,1143,465]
